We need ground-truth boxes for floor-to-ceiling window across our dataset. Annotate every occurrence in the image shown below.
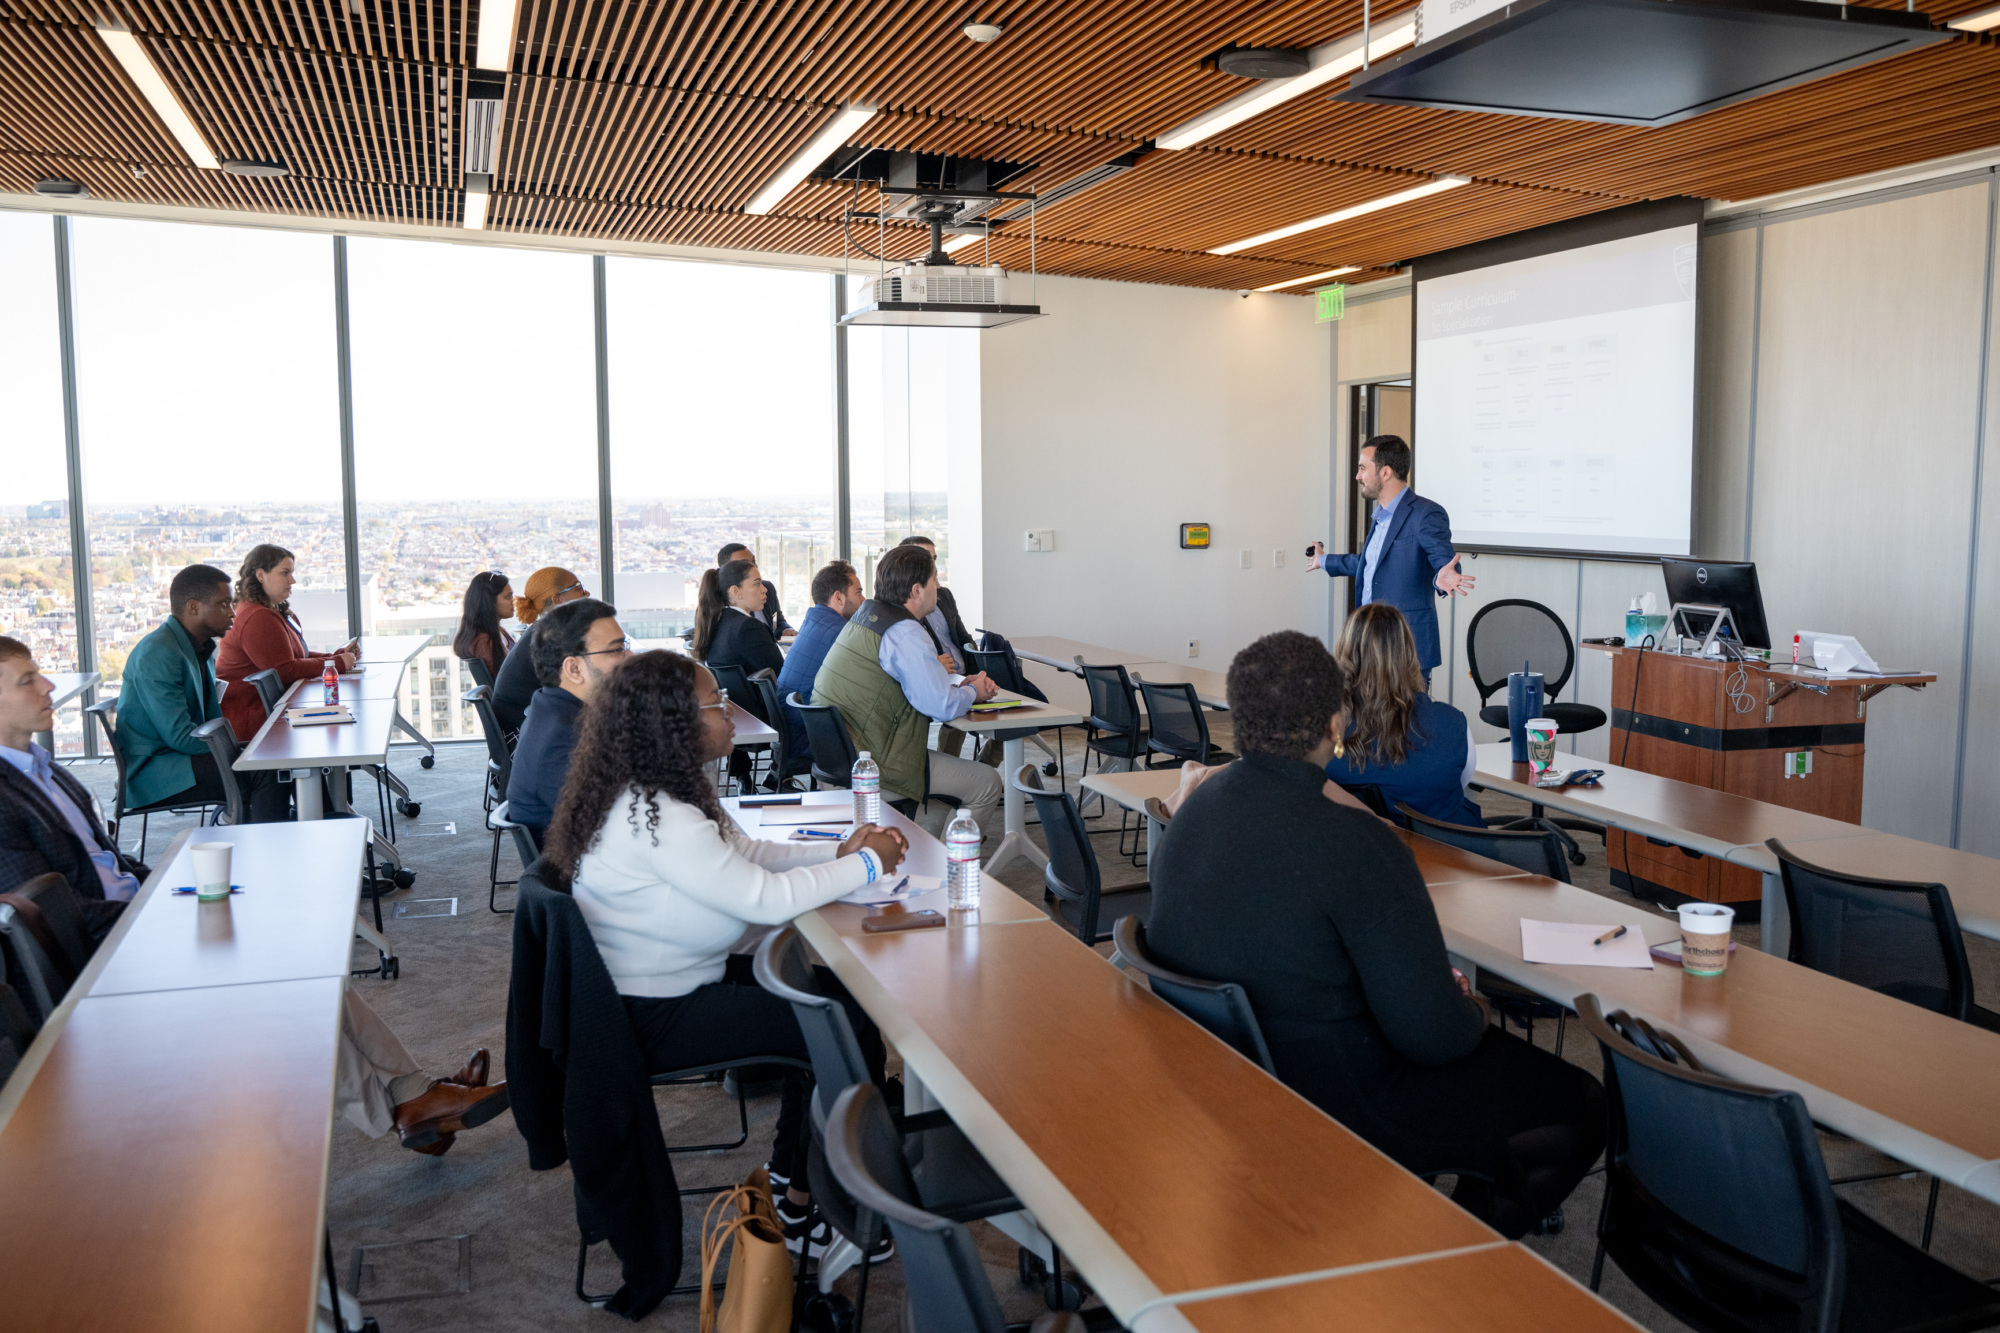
[604,259,838,644]
[846,315,980,619]
[68,217,347,712]
[345,238,600,740]
[0,213,84,753]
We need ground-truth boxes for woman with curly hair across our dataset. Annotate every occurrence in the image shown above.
[543,649,905,1245]
[1330,602,1481,827]
[216,542,358,745]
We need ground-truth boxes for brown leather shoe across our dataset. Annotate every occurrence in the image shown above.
[394,1080,510,1150]
[449,1049,490,1087]
[406,1133,457,1157]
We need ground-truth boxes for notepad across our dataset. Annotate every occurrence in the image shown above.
[1520,919,1655,969]
[760,805,854,827]
[967,698,1031,713]
[285,706,354,727]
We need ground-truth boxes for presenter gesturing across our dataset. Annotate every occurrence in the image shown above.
[1307,435,1474,688]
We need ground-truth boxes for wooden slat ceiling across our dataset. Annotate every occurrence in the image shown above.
[5,0,2000,290]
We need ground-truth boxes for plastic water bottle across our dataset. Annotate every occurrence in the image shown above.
[946,809,982,911]
[321,659,340,705]
[851,751,881,827]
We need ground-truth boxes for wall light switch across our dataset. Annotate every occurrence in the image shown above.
[1024,529,1055,552]
[1024,530,1040,552]
[1273,549,1286,568]
[1238,549,1251,569]
[1187,639,1199,659]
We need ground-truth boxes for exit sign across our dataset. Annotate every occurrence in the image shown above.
[1315,284,1346,323]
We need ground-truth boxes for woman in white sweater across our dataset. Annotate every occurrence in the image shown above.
[542,650,906,1245]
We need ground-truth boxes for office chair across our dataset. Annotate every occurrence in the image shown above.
[1577,993,2000,1333]
[465,656,494,691]
[191,718,249,828]
[0,981,36,1086]
[1111,917,1275,1074]
[1463,599,1606,862]
[1077,663,1148,861]
[83,698,215,862]
[963,643,1065,779]
[746,669,812,791]
[1011,765,1149,946]
[464,685,534,912]
[822,1082,1089,1333]
[1136,680,1231,769]
[1400,805,1576,1053]
[0,873,92,1026]
[1336,781,1396,821]
[788,695,925,818]
[707,662,773,792]
[754,928,1021,1322]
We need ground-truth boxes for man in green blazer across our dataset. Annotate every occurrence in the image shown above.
[116,564,244,813]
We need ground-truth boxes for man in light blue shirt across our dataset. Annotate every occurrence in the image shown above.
[873,554,1004,835]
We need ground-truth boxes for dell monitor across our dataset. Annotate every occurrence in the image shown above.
[1660,558,1771,650]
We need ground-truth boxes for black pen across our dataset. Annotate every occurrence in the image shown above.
[1593,925,1628,947]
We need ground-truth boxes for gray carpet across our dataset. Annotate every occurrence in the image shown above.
[64,726,2000,1332]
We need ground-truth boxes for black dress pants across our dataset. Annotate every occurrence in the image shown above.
[168,753,290,824]
[1290,1026,1606,1238]
[622,952,885,1186]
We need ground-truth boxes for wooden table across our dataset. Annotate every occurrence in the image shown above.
[952,690,1086,877]
[1431,869,2000,1205]
[731,699,778,747]
[88,822,368,998]
[1129,1241,1641,1333]
[36,669,98,753]
[723,789,1048,936]
[1009,636,1169,672]
[798,914,1505,1320]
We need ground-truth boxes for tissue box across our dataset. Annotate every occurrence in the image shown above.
[1625,612,1669,643]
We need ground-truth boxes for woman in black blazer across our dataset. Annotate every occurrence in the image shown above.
[693,558,785,677]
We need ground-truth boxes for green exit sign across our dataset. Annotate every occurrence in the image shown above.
[1315,284,1346,323]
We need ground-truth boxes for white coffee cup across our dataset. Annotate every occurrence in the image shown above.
[191,842,233,902]
[1676,902,1734,975]
[1525,718,1560,775]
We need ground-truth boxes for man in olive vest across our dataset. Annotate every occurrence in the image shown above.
[811,544,1004,837]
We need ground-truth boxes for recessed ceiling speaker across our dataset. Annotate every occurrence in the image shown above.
[1217,47,1310,79]
[221,158,288,177]
[32,178,90,198]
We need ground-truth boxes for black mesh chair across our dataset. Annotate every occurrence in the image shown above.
[1335,781,1396,821]
[1111,917,1275,1074]
[822,1082,1088,1333]
[84,697,215,862]
[1078,663,1149,861]
[0,981,36,1086]
[1137,680,1232,769]
[1401,804,1576,1051]
[787,695,924,818]
[1012,765,1149,946]
[964,643,1064,779]
[1769,838,2000,1031]
[746,669,812,791]
[465,685,533,912]
[1577,992,2000,1333]
[754,928,1021,1326]
[1464,599,1605,861]
[191,718,249,828]
[0,873,91,1026]
[243,667,286,718]
[465,656,495,691]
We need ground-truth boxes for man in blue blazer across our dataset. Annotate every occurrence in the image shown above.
[1308,435,1475,683]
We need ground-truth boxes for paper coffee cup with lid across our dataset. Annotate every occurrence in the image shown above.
[191,842,233,902]
[1676,903,1734,976]
[1525,718,1560,774]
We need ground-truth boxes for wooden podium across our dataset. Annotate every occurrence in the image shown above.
[1590,646,1933,907]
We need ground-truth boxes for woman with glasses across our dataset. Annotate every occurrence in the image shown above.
[545,650,905,1245]
[452,571,515,687]
[216,542,359,744]
[492,566,589,738]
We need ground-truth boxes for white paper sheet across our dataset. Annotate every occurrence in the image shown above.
[759,805,855,827]
[841,874,941,906]
[1520,919,1655,969]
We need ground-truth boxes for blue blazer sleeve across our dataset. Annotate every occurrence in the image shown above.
[1319,551,1365,579]
[1413,500,1458,598]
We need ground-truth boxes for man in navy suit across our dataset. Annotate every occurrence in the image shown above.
[1308,435,1474,686]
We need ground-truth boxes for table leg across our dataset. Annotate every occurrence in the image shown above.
[985,735,1047,878]
[1761,871,1789,957]
[1145,810,1162,865]
[294,769,325,821]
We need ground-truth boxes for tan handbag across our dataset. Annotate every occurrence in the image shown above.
[699,1166,794,1333]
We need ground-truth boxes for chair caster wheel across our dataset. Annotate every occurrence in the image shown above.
[392,869,417,890]
[397,800,421,817]
[1042,761,1059,776]
[381,956,400,980]
[798,1292,853,1333]
[419,755,435,769]
[1043,1275,1083,1311]
[1019,1246,1046,1287]
[1568,850,1587,867]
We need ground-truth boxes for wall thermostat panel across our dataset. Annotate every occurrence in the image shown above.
[1180,523,1211,549]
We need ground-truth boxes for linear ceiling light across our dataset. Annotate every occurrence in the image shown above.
[1209,175,1470,255]
[745,104,877,216]
[463,173,490,230]
[94,24,218,170]
[1255,265,1360,293]
[942,232,985,253]
[1156,17,1417,151]
[474,0,522,71]
[1949,3,2000,29]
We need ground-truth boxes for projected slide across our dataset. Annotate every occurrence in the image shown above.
[1416,225,1697,556]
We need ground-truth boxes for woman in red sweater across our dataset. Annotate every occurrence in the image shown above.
[216,543,359,741]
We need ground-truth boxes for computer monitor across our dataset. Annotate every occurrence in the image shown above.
[1659,558,1771,650]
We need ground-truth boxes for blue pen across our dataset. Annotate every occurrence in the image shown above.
[791,828,844,840]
